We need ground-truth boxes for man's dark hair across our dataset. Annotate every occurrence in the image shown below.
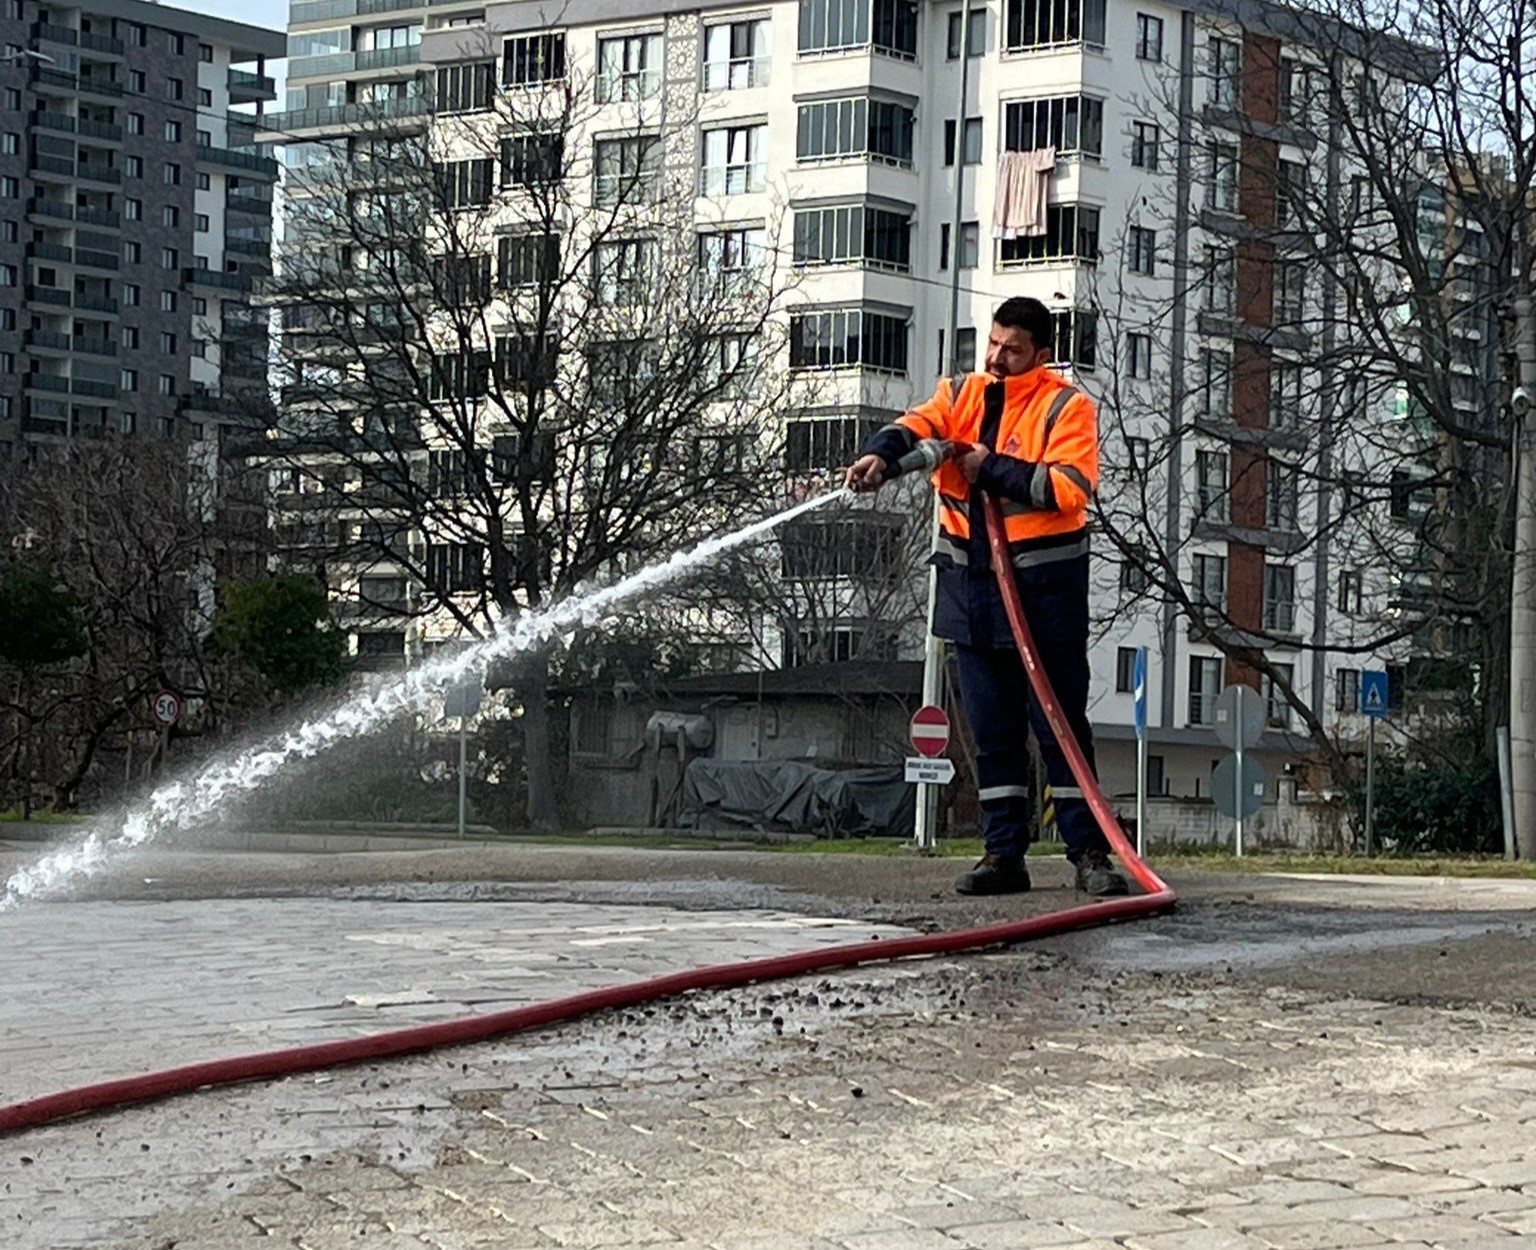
[993,297,1055,354]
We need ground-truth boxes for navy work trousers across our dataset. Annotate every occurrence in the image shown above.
[952,571,1109,865]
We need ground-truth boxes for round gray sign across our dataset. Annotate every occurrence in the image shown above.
[1213,754,1266,820]
[1214,684,1266,751]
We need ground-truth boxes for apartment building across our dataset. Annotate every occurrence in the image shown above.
[274,0,1430,804]
[0,0,281,452]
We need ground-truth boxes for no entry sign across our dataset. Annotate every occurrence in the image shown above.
[909,705,950,758]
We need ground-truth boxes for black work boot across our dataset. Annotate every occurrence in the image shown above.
[1074,849,1130,897]
[955,854,1031,896]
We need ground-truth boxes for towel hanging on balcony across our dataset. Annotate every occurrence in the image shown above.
[993,147,1057,239]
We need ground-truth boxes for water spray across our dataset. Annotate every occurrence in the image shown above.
[0,488,850,911]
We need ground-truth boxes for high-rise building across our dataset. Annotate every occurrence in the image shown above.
[275,0,1434,806]
[0,0,282,448]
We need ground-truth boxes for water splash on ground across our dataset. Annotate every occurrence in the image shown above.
[0,490,847,911]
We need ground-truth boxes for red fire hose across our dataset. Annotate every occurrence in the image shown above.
[0,495,1172,1135]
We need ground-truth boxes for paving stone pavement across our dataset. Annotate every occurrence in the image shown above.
[0,898,917,1101]
[5,886,1536,1250]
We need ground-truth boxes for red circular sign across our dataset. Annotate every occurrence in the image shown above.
[151,690,182,728]
[909,705,950,758]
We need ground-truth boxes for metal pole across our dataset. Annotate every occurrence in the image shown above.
[1509,293,1536,859]
[1497,725,1516,862]
[1135,725,1148,860]
[915,2,974,855]
[1363,714,1376,857]
[457,715,468,839]
[1233,686,1244,857]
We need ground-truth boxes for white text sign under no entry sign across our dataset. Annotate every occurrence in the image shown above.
[905,756,956,785]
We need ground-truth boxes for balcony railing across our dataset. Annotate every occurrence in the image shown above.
[33,21,79,46]
[25,329,72,351]
[72,336,116,357]
[291,0,357,18]
[28,241,73,263]
[76,206,121,228]
[79,30,124,55]
[25,374,71,394]
[27,198,73,221]
[229,68,277,97]
[76,74,124,97]
[29,154,75,178]
[77,118,123,142]
[32,111,76,133]
[227,237,272,258]
[185,267,254,293]
[25,285,71,307]
[226,193,274,217]
[355,45,420,71]
[74,248,119,270]
[76,163,122,185]
[75,294,119,314]
[257,96,428,133]
[72,378,118,398]
[197,146,280,177]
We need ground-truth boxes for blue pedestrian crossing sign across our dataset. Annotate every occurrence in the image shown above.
[1360,670,1389,719]
[1133,646,1147,739]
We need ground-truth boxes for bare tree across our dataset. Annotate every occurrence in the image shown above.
[260,50,807,827]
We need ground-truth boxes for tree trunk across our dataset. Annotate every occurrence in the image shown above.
[521,648,560,831]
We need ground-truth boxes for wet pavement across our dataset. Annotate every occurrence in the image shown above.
[2,842,1535,1249]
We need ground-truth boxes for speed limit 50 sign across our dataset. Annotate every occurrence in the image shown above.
[151,690,182,728]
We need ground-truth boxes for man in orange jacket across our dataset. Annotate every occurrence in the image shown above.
[845,297,1128,897]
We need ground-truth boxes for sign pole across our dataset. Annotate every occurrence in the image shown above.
[1133,646,1148,858]
[1233,685,1245,858]
[457,714,468,839]
[1364,713,1376,857]
[1498,725,1517,861]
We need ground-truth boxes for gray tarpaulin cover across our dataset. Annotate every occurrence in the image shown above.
[682,759,915,838]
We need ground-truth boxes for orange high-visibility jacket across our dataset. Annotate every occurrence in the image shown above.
[874,367,1098,571]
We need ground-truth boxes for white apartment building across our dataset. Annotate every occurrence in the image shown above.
[276,0,1424,811]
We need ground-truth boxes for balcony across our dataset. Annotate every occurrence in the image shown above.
[76,74,124,98]
[77,118,123,142]
[256,96,428,134]
[291,0,358,18]
[226,193,275,218]
[26,197,73,222]
[76,206,121,229]
[27,240,73,263]
[72,336,116,357]
[185,267,254,294]
[31,110,76,134]
[29,153,76,179]
[181,384,222,412]
[25,329,72,352]
[25,285,72,309]
[79,30,124,56]
[227,237,272,259]
[355,45,420,71]
[24,374,71,395]
[228,68,278,103]
[75,294,119,315]
[33,21,79,46]
[75,162,122,186]
[72,377,118,399]
[73,247,119,271]
[197,146,280,179]
[287,52,356,79]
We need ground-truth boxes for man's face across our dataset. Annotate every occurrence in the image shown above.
[984,323,1052,378]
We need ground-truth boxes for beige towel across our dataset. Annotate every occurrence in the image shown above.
[993,146,1057,239]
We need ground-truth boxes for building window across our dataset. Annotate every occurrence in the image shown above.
[947,8,985,57]
[123,241,141,263]
[436,61,495,113]
[793,204,911,271]
[1276,159,1307,228]
[1276,261,1306,324]
[786,413,877,471]
[1127,332,1152,379]
[196,172,211,190]
[164,162,182,185]
[1209,36,1241,108]
[164,120,181,142]
[1207,142,1238,212]
[1267,458,1299,530]
[192,297,207,315]
[1337,569,1363,613]
[938,221,979,271]
[503,32,566,86]
[437,158,493,209]
[1279,57,1317,127]
[1131,121,1160,171]
[1263,563,1296,633]
[1271,360,1302,429]
[128,70,145,93]
[1129,225,1157,276]
[796,97,915,166]
[194,213,210,233]
[1051,310,1097,370]
[1115,646,1138,693]
[498,231,560,288]
[789,308,909,374]
[700,123,767,195]
[593,135,661,206]
[797,0,919,59]
[125,198,142,221]
[998,204,1100,265]
[163,205,180,228]
[780,517,903,581]
[158,374,176,396]
[1004,95,1104,158]
[499,132,563,187]
[593,238,658,308]
[120,368,138,391]
[1,133,15,155]
[1262,663,1294,728]
[122,327,139,349]
[427,543,485,594]
[1122,544,1150,593]
[161,247,178,269]
[199,42,214,62]
[937,326,978,374]
[1205,246,1236,314]
[704,19,771,89]
[1335,667,1361,713]
[128,112,144,135]
[1135,12,1163,60]
[1126,435,1150,476]
[166,77,184,101]
[160,331,177,354]
[196,129,211,147]
[1004,0,1105,49]
[169,32,185,55]
[1196,449,1229,520]
[943,117,983,166]
[1188,656,1223,725]
[160,290,176,312]
[123,282,140,306]
[698,226,767,297]
[597,33,661,102]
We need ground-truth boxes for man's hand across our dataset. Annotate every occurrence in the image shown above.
[844,454,887,493]
[956,443,989,483]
